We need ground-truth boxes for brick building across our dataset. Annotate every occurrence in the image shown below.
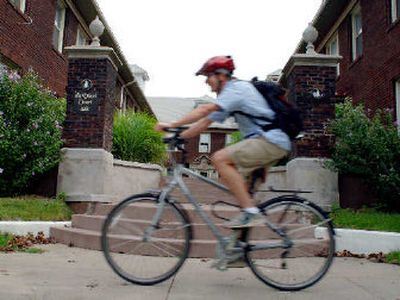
[294,0,400,123]
[148,96,238,178]
[0,0,152,112]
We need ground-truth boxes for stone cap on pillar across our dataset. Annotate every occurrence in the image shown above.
[64,46,123,71]
[282,53,342,79]
[280,23,342,84]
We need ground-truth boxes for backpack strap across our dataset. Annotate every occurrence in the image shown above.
[229,110,280,132]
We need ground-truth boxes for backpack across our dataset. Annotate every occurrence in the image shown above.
[231,78,304,140]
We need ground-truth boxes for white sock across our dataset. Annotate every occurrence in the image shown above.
[244,207,260,214]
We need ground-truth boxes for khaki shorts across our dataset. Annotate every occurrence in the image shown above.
[226,137,289,180]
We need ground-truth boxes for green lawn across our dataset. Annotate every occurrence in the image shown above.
[385,251,400,265]
[330,204,400,233]
[0,195,72,221]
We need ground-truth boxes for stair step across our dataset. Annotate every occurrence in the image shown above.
[51,226,326,258]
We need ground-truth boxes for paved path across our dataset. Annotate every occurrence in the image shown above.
[0,244,399,300]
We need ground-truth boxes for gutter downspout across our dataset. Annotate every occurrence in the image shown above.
[120,79,137,113]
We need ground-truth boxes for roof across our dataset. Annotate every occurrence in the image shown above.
[147,96,238,130]
[71,0,154,115]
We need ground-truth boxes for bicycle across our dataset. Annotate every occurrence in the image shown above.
[101,128,335,291]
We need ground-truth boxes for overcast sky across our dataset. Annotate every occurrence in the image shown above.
[96,0,322,98]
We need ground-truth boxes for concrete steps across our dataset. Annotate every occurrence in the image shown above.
[51,178,326,258]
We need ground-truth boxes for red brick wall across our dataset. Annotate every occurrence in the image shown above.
[0,0,79,97]
[321,0,400,113]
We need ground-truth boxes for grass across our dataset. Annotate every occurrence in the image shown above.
[0,195,72,221]
[330,204,400,233]
[385,251,400,265]
[20,247,45,254]
[0,233,13,247]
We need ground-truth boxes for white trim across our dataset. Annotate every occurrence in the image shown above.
[19,0,26,12]
[351,3,363,61]
[199,133,211,153]
[392,0,400,22]
[395,79,400,129]
[326,32,340,76]
[53,0,66,53]
[76,26,89,46]
[9,0,26,13]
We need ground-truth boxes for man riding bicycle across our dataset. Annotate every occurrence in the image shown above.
[155,55,290,228]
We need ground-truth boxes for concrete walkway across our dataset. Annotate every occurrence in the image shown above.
[0,244,399,300]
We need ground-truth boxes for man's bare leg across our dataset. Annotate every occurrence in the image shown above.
[211,149,253,208]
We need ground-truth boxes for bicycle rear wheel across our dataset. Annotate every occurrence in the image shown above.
[101,193,191,285]
[245,196,335,291]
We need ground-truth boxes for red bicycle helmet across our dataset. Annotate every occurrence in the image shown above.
[195,56,235,76]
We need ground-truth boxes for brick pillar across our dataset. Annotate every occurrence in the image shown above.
[281,54,342,158]
[279,53,342,210]
[57,46,122,207]
[62,47,120,151]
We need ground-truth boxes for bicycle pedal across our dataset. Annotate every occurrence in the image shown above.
[210,258,228,271]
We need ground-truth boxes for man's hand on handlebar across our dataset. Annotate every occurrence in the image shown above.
[154,122,173,132]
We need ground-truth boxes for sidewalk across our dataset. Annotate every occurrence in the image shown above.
[0,244,399,300]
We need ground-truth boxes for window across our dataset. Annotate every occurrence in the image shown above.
[351,4,363,61]
[76,26,89,46]
[9,0,26,13]
[199,133,211,153]
[392,0,400,23]
[52,0,66,52]
[325,33,340,76]
[396,79,400,129]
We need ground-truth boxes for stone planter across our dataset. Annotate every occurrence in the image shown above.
[338,174,378,209]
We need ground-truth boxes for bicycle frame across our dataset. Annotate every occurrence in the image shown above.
[154,163,290,253]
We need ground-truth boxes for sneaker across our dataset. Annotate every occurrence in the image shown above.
[226,257,247,268]
[224,211,264,229]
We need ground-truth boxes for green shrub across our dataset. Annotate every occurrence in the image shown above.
[112,111,166,164]
[0,71,65,196]
[326,100,400,211]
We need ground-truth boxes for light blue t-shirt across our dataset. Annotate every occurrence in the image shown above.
[208,80,291,151]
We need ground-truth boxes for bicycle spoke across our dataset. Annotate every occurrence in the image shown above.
[286,218,332,235]
[246,198,335,291]
[102,195,190,285]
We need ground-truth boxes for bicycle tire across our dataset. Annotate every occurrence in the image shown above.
[244,196,335,291]
[101,193,192,285]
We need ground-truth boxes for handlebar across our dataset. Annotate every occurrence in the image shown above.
[162,127,186,146]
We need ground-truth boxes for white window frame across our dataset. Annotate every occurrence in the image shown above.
[392,0,400,23]
[351,4,363,61]
[199,133,211,153]
[53,0,66,53]
[76,26,89,46]
[9,0,26,13]
[395,79,400,130]
[325,32,340,76]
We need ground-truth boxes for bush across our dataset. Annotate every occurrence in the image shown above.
[326,100,400,211]
[112,111,166,164]
[0,71,65,196]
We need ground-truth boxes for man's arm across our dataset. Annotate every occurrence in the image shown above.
[180,118,213,139]
[155,103,219,131]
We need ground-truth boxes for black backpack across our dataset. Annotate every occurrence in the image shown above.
[231,78,303,140]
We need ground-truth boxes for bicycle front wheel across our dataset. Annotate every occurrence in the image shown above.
[102,193,191,285]
[245,197,335,291]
